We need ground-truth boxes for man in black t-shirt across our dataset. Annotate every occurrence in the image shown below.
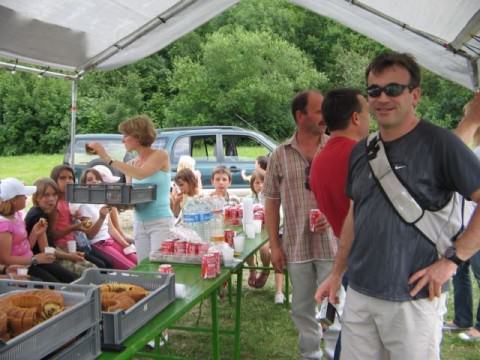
[315,52,480,359]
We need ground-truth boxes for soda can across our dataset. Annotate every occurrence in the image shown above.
[161,240,175,255]
[158,264,174,273]
[201,254,217,279]
[174,240,187,255]
[186,241,197,256]
[209,249,221,274]
[224,229,235,247]
[309,209,322,232]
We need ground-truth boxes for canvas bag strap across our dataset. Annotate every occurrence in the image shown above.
[366,132,464,254]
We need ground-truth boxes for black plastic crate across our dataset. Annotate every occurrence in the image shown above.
[66,183,156,205]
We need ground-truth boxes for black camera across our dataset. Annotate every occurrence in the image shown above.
[318,301,336,327]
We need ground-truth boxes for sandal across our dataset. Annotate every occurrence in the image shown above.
[255,271,270,289]
[248,271,257,288]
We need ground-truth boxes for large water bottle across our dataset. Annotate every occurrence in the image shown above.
[183,198,200,237]
[198,198,213,242]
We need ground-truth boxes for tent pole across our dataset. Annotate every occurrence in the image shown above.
[69,79,78,166]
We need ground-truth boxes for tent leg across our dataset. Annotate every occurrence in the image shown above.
[69,79,78,166]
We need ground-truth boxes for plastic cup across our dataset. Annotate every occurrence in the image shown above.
[233,235,245,256]
[222,246,234,266]
[253,219,262,234]
[245,223,255,239]
[44,246,55,255]
[16,268,28,276]
[67,240,77,253]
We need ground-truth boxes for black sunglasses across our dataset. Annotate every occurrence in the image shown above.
[366,83,413,98]
[305,165,311,190]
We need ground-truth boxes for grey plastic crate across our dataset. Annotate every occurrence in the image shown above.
[0,280,100,360]
[66,183,156,205]
[49,323,101,360]
[73,268,175,346]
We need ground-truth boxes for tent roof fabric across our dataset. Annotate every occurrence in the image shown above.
[0,0,239,74]
[292,0,480,90]
[0,0,478,90]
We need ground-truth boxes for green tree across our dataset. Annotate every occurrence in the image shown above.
[165,28,328,140]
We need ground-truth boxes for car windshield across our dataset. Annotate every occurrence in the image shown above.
[74,138,126,164]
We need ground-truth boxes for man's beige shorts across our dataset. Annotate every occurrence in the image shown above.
[341,287,447,360]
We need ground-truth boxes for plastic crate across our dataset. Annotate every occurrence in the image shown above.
[73,268,175,347]
[66,183,156,205]
[0,280,100,360]
[49,323,101,360]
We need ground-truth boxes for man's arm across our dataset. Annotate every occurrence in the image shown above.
[265,197,285,273]
[452,92,480,145]
[315,201,355,304]
[409,188,480,299]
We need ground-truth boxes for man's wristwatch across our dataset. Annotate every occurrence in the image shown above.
[31,255,38,266]
[444,246,464,266]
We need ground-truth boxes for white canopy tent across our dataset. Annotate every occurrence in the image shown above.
[0,0,478,163]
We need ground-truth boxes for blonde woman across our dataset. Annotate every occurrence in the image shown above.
[88,115,174,262]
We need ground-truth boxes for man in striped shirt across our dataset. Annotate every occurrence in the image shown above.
[264,90,336,360]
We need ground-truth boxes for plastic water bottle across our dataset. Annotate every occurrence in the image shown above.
[198,198,213,242]
[183,198,200,237]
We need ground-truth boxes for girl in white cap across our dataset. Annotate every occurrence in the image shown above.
[0,178,66,282]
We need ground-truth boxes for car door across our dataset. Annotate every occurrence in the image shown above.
[170,134,219,189]
[220,133,273,188]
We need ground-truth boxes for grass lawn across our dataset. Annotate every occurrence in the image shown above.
[1,154,479,358]
[0,154,63,185]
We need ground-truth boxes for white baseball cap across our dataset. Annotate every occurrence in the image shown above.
[93,165,120,183]
[0,178,36,201]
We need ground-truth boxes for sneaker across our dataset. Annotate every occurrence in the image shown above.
[274,292,285,304]
[459,328,480,341]
[443,321,469,332]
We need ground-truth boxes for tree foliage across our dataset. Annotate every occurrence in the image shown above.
[164,28,327,139]
[0,0,473,155]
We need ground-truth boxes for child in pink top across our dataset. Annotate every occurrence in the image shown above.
[0,178,56,281]
[49,165,96,275]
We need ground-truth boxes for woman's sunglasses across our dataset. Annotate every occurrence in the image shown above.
[366,83,413,98]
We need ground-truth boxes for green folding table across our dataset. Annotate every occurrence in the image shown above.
[98,229,270,359]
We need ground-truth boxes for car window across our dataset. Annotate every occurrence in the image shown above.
[152,137,167,150]
[222,135,270,161]
[192,135,217,162]
[74,139,126,164]
[171,136,190,163]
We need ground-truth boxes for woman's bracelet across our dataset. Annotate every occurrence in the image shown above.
[108,158,114,166]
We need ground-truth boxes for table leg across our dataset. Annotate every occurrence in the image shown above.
[234,269,242,360]
[211,289,220,360]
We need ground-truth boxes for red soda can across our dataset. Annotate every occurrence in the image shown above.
[161,240,175,255]
[209,249,221,274]
[185,242,196,256]
[174,240,187,255]
[158,264,174,273]
[224,229,235,247]
[309,209,322,232]
[201,254,217,279]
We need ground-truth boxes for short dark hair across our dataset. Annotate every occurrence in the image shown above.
[322,89,362,132]
[256,155,268,171]
[291,90,321,122]
[365,52,421,88]
[211,165,232,181]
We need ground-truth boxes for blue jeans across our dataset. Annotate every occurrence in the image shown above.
[452,251,480,330]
